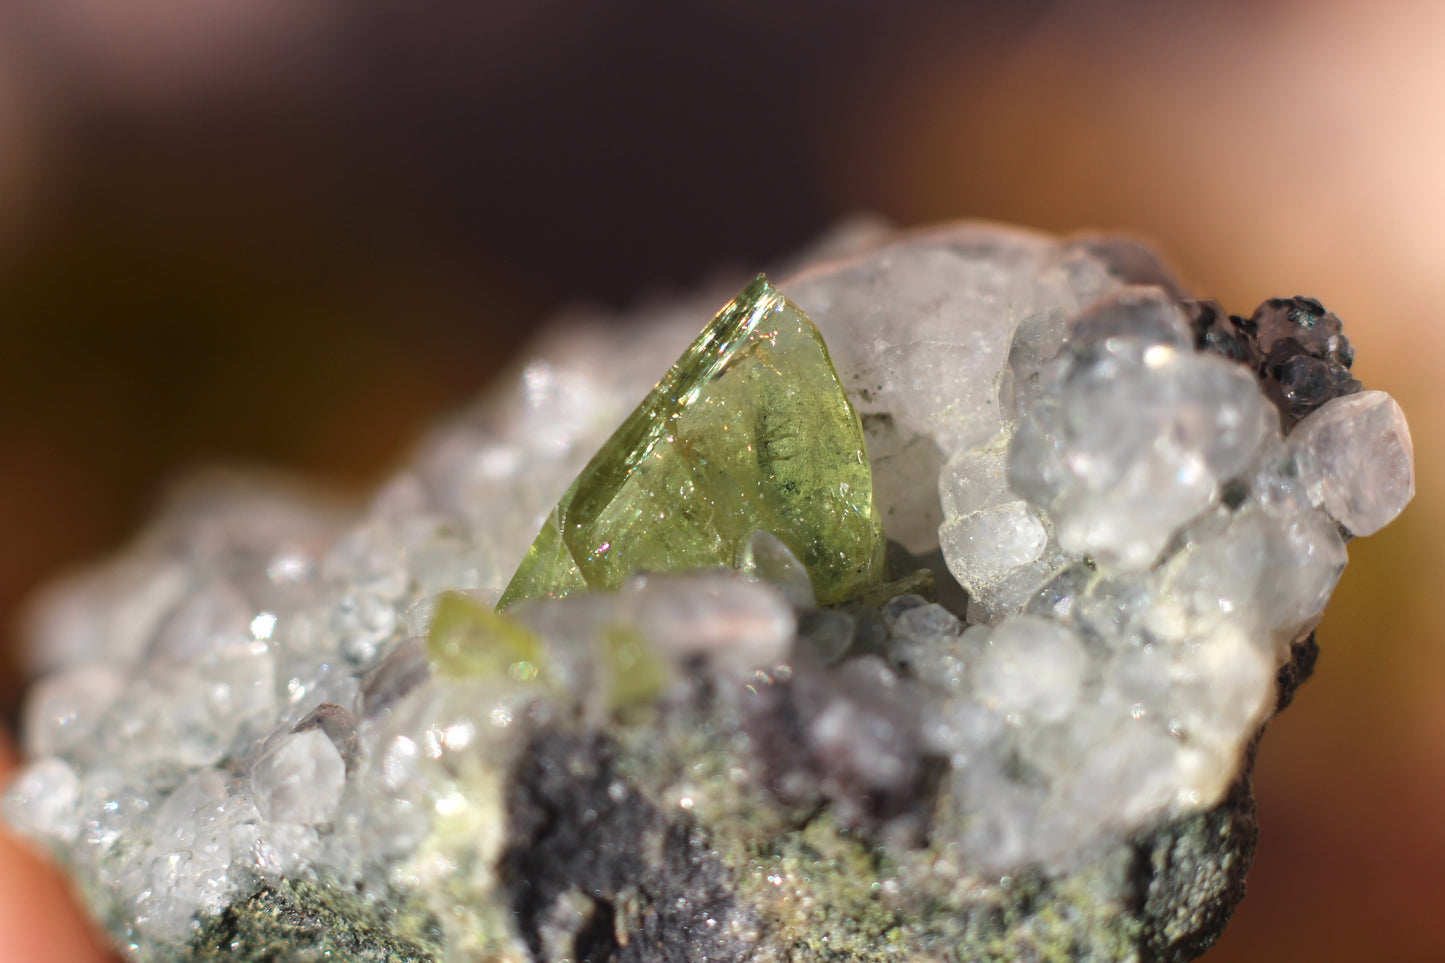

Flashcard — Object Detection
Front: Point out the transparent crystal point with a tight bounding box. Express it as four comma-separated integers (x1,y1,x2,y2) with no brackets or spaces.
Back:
1290,389,1414,536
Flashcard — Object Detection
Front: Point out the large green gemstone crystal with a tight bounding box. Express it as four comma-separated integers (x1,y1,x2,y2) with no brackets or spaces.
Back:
498,275,886,609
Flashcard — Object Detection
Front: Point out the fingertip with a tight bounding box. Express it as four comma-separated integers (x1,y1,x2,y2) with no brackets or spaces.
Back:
0,729,121,963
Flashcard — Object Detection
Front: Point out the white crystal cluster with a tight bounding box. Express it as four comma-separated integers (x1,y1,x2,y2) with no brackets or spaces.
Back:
1,224,1414,954
792,226,1412,868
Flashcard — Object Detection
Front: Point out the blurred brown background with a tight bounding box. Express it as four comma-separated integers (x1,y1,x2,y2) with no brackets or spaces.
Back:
0,0,1439,959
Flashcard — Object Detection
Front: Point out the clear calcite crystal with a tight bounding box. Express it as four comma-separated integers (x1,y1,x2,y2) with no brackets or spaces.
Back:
1,223,1415,963
1289,389,1414,536
1007,289,1274,570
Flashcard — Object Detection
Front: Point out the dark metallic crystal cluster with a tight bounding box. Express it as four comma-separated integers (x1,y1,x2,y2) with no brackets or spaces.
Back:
1188,296,1362,427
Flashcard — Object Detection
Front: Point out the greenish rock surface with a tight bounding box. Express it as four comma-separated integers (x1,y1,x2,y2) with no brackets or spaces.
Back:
498,275,886,610
189,879,440,963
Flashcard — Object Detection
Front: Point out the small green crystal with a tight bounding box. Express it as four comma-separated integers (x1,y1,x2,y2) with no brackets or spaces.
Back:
427,592,546,683
498,275,885,609
603,626,670,713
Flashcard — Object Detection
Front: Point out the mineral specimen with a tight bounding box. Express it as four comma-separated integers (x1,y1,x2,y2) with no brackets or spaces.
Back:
2,223,1414,962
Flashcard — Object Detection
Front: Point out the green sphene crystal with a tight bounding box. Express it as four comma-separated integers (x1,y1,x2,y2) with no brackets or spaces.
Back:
603,625,670,713
427,592,546,683
498,275,886,609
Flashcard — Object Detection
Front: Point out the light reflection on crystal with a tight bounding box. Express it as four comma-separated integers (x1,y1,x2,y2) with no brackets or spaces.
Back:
249,611,277,640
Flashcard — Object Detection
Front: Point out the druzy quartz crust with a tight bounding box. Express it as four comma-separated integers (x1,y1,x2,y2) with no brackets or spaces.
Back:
2,223,1414,962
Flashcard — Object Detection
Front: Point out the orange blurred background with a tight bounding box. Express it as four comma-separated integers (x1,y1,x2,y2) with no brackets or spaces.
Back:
0,1,1440,960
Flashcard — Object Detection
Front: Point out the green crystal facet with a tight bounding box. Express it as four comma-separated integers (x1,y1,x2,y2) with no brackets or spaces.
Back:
498,275,886,609
427,592,546,683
